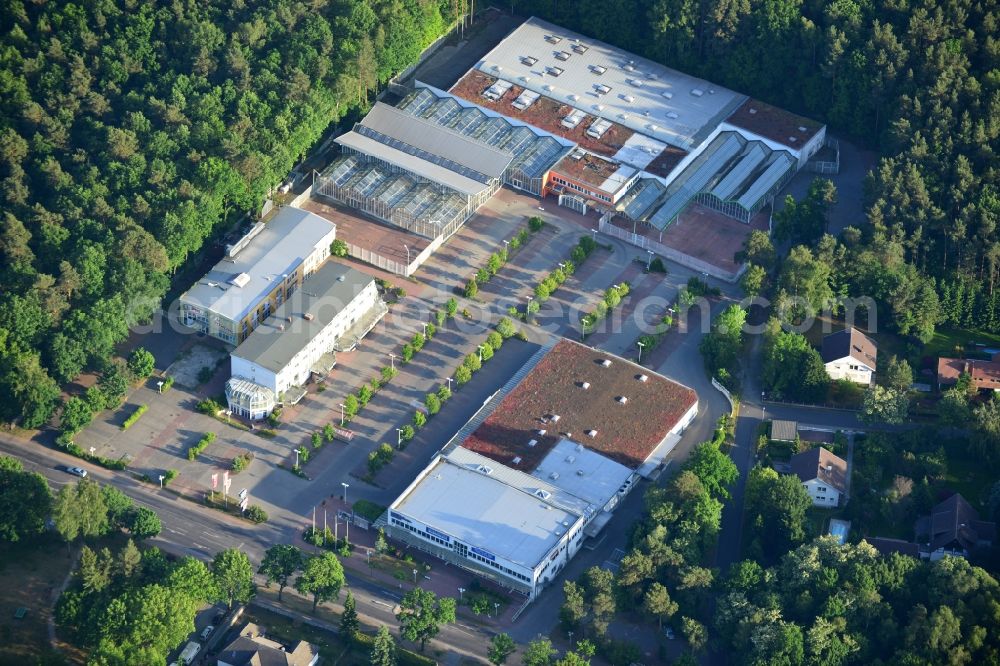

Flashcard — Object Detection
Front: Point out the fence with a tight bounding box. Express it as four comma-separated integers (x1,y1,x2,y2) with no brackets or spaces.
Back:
598,217,746,283
806,138,840,175
712,377,736,414
345,241,409,276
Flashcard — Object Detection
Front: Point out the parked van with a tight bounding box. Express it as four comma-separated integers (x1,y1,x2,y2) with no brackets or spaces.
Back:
179,641,200,665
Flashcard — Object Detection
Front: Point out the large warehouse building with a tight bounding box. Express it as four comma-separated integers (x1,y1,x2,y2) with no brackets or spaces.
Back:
178,208,336,345
387,339,697,598
225,262,386,419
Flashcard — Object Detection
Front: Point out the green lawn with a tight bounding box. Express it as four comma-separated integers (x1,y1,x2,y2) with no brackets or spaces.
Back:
941,455,994,509
922,327,1000,360
352,499,386,522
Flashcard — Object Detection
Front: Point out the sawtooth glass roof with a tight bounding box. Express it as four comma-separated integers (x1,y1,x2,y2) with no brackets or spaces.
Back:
399,86,569,179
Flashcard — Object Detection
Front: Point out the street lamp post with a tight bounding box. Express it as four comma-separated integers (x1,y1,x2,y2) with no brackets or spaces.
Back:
761,390,766,420
591,228,598,242
421,322,428,337
403,244,411,266
502,239,509,252
494,602,500,618
396,428,404,449
341,482,349,503
389,353,396,371
158,474,165,489
338,403,345,426
413,568,418,583
226,409,232,425
157,380,164,393
478,344,485,363
637,340,645,364
89,447,96,456
295,448,300,467
646,250,654,270
458,587,465,601
446,377,453,392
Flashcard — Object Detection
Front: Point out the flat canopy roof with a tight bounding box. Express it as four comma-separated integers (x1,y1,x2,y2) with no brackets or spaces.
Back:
475,17,747,150
181,208,335,322
531,439,633,510
231,262,375,372
335,131,491,197
462,339,697,470
392,456,578,569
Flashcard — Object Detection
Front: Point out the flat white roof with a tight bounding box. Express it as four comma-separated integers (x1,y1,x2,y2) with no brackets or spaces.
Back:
180,208,335,322
392,456,579,569
477,17,747,150
532,439,633,510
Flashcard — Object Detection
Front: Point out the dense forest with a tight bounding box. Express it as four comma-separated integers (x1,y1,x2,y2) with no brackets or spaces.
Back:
527,0,1000,341
0,0,457,428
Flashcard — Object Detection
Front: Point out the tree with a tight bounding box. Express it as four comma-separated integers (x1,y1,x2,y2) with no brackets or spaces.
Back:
736,230,776,271
413,410,426,428
375,528,389,553
79,545,112,592
455,365,472,385
340,591,360,637
861,385,908,425
741,263,768,297
331,239,349,257
488,632,517,664
464,353,482,372
746,467,813,559
128,506,162,540
496,317,516,338
685,441,738,499
53,479,109,546
119,539,142,578
446,298,458,317
127,347,155,379
396,588,456,652
344,394,359,418
258,545,303,601
60,396,93,435
425,393,440,415
295,552,345,612
560,580,587,630
643,582,678,630
370,625,397,666
938,385,971,427
883,355,913,392
487,331,503,350
0,463,51,542
464,278,478,298
102,485,135,530
522,636,557,666
762,320,829,402
680,616,708,652
212,548,255,609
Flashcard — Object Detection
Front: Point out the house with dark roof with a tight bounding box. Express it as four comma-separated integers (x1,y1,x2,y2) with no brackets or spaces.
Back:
789,446,848,507
915,493,996,561
936,356,1000,392
866,536,921,558
821,327,877,385
217,623,319,666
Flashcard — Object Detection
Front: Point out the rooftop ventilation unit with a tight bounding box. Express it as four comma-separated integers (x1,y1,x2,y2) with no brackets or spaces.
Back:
648,124,658,132
226,222,266,258
562,521,570,527
798,126,808,132
661,91,674,100
535,489,551,500
230,272,251,288
748,107,758,114
576,443,584,452
522,56,538,66
565,455,576,463
638,374,649,382
550,472,560,480
572,44,589,54
551,414,561,423
536,429,547,436
691,88,705,97
591,65,607,75
576,469,586,476
564,432,572,439
555,529,563,536
580,381,591,389
600,359,612,367
528,439,538,447
666,111,679,119
303,312,315,321
555,51,571,61
595,84,611,95
586,429,598,437
617,396,628,404
630,79,644,88
545,34,562,44
788,136,798,142
477,464,493,475
512,456,522,465
709,88,716,94
622,63,635,72
547,66,564,77
826,464,834,472
623,94,635,103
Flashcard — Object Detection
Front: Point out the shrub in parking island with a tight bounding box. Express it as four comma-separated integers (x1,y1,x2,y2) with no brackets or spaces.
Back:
368,443,395,475
411,332,426,352
127,347,156,380
446,298,458,317
496,317,517,339
425,394,440,415
437,385,452,402
187,432,216,461
296,446,310,464
464,353,481,373
455,365,472,386
487,253,502,276
382,366,398,383
425,322,436,340
413,410,427,428
464,278,478,299
401,343,414,363
435,309,447,327
231,451,254,473
343,394,359,420
401,425,415,442
121,404,148,430
358,384,373,407
480,343,494,362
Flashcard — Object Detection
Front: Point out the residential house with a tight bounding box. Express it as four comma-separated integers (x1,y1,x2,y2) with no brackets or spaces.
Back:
789,446,847,507
770,419,797,442
821,327,877,385
866,537,921,558
217,623,319,666
915,493,997,561
937,356,1000,392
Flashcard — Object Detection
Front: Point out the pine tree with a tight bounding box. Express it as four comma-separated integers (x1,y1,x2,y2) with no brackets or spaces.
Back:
370,625,397,666
340,591,359,638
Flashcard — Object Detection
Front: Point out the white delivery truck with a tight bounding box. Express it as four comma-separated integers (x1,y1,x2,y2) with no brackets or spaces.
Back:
178,641,201,665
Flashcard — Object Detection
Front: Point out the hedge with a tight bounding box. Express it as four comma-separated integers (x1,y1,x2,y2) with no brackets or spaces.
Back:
187,432,216,461
121,404,148,430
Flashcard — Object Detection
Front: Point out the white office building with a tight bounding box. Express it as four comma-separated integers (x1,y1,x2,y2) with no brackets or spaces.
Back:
225,262,385,419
